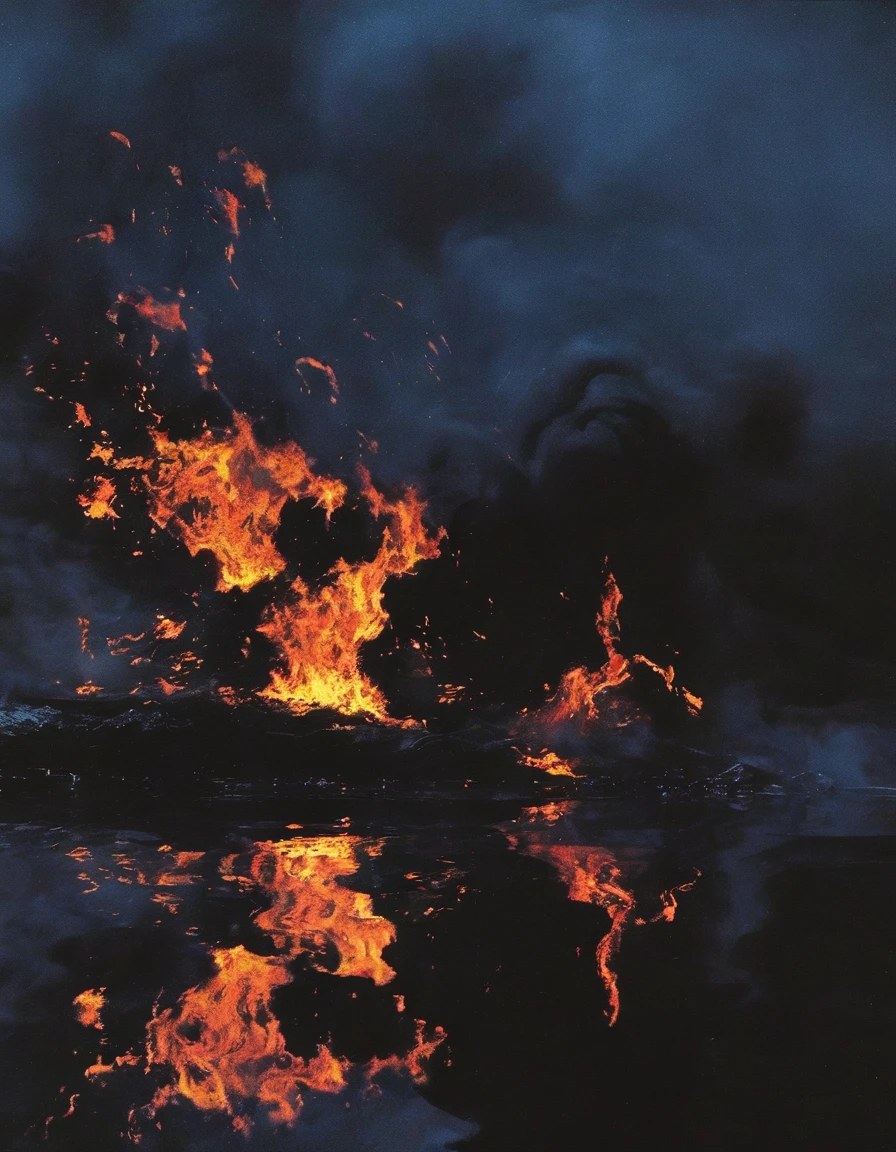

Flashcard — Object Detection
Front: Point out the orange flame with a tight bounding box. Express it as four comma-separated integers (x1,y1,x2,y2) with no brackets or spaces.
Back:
218,147,272,209
517,571,702,771
75,681,104,695
295,356,339,403
73,988,105,1031
109,131,130,148
212,188,240,236
146,945,349,1129
78,475,119,519
126,412,346,592
109,289,186,332
509,838,634,1026
81,223,114,244
153,616,186,641
515,748,581,777
505,812,699,1025
73,402,91,427
258,469,443,719
248,837,396,985
142,836,443,1133
536,573,632,729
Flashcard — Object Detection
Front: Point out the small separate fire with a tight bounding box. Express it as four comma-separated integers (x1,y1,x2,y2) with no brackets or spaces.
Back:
514,571,703,774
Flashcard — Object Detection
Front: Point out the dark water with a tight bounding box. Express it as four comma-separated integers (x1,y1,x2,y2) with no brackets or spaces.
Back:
2,722,896,1151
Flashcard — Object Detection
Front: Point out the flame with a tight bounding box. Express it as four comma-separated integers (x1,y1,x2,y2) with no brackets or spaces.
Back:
505,812,699,1025
295,356,339,403
75,681,104,695
515,748,581,777
212,188,240,236
125,412,346,593
109,130,130,148
142,836,443,1134
517,571,702,771
78,475,119,519
248,837,396,985
536,573,632,729
218,146,271,209
168,165,183,185
81,223,114,244
147,945,349,1129
73,988,105,1031
153,616,186,641
193,347,213,378
258,468,443,720
73,401,91,427
109,289,186,332
515,841,633,1025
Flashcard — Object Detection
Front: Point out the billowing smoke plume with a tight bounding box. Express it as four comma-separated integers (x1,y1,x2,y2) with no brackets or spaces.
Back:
1,0,895,709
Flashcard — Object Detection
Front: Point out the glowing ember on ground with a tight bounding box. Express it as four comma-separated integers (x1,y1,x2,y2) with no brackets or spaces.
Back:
258,468,443,720
514,748,581,777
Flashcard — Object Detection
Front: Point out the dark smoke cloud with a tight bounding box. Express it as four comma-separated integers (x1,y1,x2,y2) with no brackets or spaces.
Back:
1,0,894,705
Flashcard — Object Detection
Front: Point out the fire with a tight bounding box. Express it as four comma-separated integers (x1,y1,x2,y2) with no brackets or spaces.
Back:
218,146,272,209
142,835,443,1134
514,840,633,1025
109,130,130,148
125,412,346,593
147,945,349,1129
295,356,339,403
108,289,186,333
153,616,186,641
505,812,699,1025
516,570,702,771
212,188,240,236
75,681,103,695
73,401,91,427
81,223,114,244
535,573,634,730
73,988,105,1031
258,468,443,720
193,347,213,378
515,748,581,777
247,837,396,985
78,475,118,519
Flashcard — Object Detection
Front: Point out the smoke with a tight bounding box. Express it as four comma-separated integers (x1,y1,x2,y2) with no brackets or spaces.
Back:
1,0,894,704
